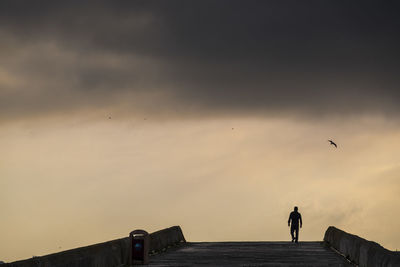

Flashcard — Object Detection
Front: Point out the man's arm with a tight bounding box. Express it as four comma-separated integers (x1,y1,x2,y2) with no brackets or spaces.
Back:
300,214,302,228
288,213,291,226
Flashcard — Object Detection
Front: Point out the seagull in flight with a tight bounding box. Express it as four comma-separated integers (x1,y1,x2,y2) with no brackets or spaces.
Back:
328,140,337,148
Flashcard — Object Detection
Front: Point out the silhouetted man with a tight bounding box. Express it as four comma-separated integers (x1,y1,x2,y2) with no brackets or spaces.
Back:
288,206,302,243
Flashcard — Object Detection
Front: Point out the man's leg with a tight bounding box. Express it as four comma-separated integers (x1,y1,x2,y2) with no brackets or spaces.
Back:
290,226,295,242
294,226,299,243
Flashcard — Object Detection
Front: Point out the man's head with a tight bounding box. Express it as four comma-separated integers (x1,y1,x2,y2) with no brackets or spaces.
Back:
294,206,298,212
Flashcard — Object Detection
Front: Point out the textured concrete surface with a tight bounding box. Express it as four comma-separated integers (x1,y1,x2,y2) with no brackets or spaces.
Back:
5,226,185,267
5,237,130,267
149,241,352,266
150,226,186,254
324,226,400,267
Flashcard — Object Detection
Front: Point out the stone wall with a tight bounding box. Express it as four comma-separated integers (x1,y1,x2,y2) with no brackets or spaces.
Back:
5,226,185,267
324,226,400,267
149,225,186,254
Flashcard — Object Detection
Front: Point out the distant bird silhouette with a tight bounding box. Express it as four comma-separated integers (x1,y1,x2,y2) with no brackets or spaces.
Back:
328,140,337,148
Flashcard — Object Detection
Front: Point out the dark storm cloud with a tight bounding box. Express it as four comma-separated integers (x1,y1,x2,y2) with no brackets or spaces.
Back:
1,0,400,121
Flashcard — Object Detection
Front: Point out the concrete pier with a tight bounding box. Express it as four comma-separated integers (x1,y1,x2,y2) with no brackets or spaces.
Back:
5,226,400,266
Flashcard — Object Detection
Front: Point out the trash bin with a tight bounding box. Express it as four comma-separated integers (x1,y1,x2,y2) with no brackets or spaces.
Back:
129,230,150,265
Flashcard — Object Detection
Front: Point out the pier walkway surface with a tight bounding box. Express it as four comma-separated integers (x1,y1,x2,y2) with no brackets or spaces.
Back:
149,241,352,266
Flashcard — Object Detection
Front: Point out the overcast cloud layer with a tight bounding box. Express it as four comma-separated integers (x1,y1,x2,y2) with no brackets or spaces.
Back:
1,1,400,121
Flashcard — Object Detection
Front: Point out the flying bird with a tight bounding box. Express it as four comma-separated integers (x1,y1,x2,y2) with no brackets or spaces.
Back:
328,140,337,148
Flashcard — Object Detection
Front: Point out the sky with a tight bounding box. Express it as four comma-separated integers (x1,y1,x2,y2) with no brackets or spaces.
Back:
1,0,400,262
